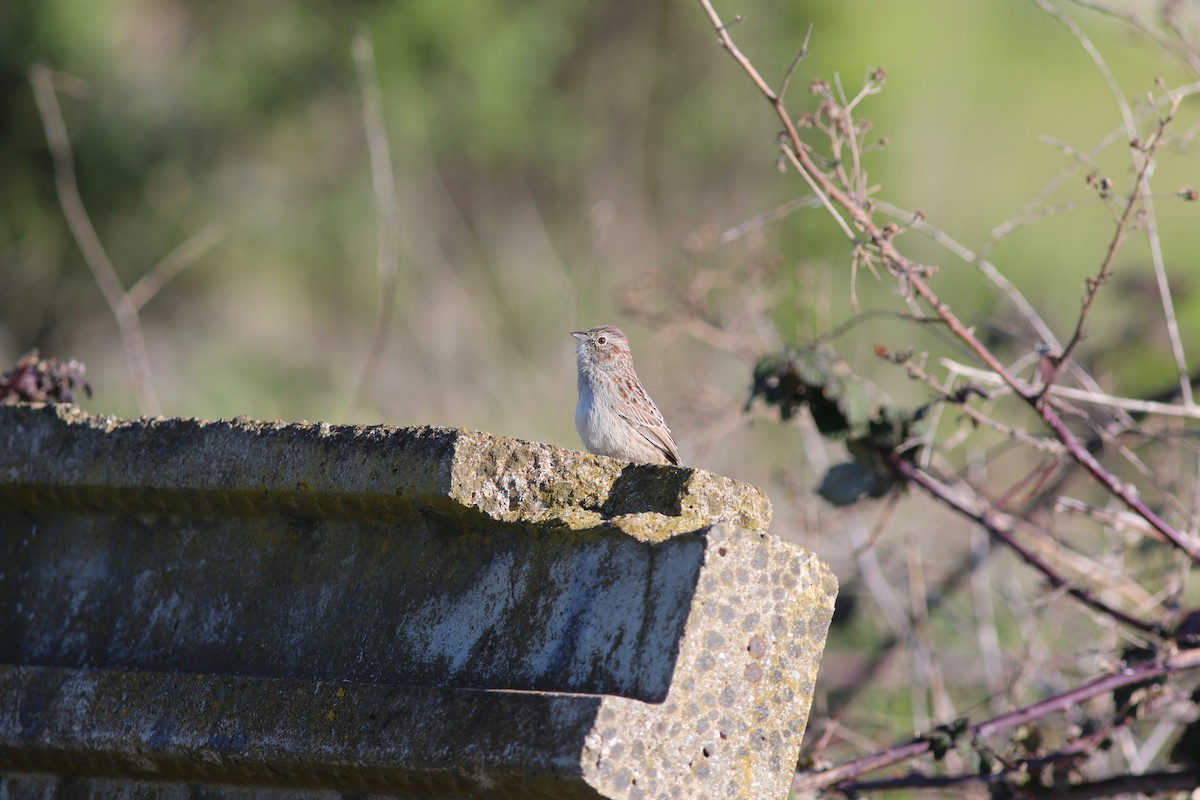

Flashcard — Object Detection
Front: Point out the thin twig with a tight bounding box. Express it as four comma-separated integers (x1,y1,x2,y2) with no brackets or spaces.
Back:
718,196,819,244
350,26,400,410
1057,103,1178,369
875,198,1136,437
873,200,1061,351
780,145,856,241
813,521,1001,720
30,64,159,414
889,453,1167,638
1055,496,1167,542
1068,0,1200,75
1040,401,1200,558
897,222,1197,553
792,646,1200,793
940,355,1200,419
1164,4,1200,73
128,224,225,311
942,358,1200,420
1033,0,1136,140
969,527,1007,706
988,80,1200,248
901,356,1065,455
777,23,813,100
697,2,779,102
838,766,1200,798
907,542,959,728
988,195,1107,240
699,0,1199,558
1140,155,1194,409
1024,768,1200,800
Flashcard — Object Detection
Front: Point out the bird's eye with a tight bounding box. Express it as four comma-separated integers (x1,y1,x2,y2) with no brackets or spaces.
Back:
597,336,607,344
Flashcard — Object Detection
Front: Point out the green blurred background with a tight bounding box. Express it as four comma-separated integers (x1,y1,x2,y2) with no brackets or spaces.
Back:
5,0,1200,564
5,0,1200,772
5,2,1200,557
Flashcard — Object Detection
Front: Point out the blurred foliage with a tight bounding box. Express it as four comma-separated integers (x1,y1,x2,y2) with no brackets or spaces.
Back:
4,0,1198,425
6,0,1200,788
0,349,90,404
749,344,927,504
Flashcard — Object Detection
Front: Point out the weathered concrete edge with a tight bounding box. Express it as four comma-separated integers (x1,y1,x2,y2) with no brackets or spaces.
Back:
0,663,606,798
0,403,771,540
0,523,838,800
579,524,839,800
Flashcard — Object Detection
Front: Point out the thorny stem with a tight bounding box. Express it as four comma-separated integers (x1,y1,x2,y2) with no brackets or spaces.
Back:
1035,401,1200,559
1057,103,1179,370
839,766,1200,797
899,356,1065,455
841,695,1178,793
791,646,1200,793
697,0,1030,387
887,453,1167,638
696,0,1200,563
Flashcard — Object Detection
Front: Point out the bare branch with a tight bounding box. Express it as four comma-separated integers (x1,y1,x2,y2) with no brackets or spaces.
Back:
1033,0,1136,140
697,0,1198,559
718,196,820,244
1056,101,1179,373
874,200,1061,350
350,25,401,410
696,4,778,101
792,646,1200,793
128,224,225,311
889,453,1167,638
943,358,1200,420
777,23,813,100
780,145,856,241
29,64,159,414
1068,0,1200,75
838,766,1200,798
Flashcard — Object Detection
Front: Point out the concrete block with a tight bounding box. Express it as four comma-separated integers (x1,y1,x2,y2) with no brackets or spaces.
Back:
0,403,836,798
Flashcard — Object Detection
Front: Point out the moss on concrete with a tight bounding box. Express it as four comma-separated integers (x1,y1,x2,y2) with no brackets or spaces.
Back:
0,404,770,542
0,403,830,800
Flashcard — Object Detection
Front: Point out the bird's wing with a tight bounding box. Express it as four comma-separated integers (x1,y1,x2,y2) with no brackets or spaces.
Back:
640,420,681,465
619,384,681,465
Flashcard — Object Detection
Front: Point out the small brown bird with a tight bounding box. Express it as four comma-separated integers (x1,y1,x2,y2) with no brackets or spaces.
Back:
571,325,680,465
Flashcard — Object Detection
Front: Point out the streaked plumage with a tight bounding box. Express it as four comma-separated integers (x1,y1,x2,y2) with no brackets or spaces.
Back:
572,325,680,465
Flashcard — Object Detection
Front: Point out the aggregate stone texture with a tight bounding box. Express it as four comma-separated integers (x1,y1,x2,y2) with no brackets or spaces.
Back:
0,403,837,799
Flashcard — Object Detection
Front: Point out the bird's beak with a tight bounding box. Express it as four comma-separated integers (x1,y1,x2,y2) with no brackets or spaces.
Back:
570,331,586,341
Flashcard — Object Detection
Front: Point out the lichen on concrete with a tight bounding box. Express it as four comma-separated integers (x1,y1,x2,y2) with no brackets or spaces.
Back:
0,404,771,541
580,524,837,799
0,403,834,799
